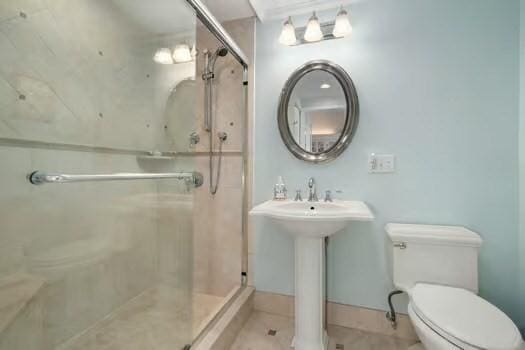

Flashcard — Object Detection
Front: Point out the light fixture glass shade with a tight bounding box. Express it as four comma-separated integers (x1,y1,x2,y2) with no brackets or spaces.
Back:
304,12,323,42
333,7,352,38
153,48,174,64
279,17,297,46
173,44,193,63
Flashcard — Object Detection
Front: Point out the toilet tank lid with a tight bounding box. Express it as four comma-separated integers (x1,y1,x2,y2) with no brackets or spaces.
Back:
385,223,482,247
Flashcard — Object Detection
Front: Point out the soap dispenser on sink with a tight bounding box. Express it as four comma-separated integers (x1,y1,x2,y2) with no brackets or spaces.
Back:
273,176,287,200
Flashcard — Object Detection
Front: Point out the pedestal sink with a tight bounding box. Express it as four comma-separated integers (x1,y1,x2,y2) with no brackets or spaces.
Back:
250,200,374,350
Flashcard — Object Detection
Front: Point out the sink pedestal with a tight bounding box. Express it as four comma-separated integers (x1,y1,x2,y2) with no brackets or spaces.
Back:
293,236,328,350
249,200,374,350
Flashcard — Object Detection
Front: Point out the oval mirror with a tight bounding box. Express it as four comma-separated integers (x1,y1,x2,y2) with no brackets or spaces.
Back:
278,60,359,163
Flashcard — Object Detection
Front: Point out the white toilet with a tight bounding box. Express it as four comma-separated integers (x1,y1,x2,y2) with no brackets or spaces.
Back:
386,223,524,350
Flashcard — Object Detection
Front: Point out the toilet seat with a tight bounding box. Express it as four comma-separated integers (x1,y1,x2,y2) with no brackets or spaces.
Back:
410,283,523,350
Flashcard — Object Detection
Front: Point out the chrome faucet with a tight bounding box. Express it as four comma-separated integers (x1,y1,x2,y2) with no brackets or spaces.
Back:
308,177,318,202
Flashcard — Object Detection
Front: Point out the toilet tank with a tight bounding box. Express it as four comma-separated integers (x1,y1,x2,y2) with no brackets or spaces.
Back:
385,223,483,293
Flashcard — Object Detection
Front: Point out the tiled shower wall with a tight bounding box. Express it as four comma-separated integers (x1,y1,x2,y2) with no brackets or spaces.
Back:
191,17,255,297
0,0,195,151
0,0,197,348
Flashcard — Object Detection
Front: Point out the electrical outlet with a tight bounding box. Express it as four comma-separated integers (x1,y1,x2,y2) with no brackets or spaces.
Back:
368,153,395,173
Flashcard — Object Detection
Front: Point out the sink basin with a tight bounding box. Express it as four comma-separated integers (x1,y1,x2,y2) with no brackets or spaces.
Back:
250,199,374,350
250,200,373,238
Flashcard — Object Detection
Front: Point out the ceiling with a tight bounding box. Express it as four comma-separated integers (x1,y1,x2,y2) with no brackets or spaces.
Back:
203,0,358,23
202,0,256,22
110,0,256,35
248,0,354,22
108,0,353,36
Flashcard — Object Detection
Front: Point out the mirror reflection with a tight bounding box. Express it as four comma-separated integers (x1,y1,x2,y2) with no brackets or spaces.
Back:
287,70,346,154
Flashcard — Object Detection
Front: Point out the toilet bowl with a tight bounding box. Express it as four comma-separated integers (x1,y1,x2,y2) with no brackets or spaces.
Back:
407,284,523,350
385,223,524,350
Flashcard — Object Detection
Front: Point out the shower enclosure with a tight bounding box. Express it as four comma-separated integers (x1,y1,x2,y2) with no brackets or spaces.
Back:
0,0,249,349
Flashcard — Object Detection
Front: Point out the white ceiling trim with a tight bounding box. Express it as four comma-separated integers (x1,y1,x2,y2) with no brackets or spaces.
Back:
202,0,256,23
249,0,354,22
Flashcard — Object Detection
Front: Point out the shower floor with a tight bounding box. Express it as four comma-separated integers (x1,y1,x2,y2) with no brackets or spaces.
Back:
58,284,228,350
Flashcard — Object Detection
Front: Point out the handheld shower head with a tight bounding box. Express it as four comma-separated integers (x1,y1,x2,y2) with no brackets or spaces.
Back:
215,47,228,57
207,46,229,73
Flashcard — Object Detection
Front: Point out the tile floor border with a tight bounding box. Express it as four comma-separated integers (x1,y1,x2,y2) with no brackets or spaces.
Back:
254,290,418,341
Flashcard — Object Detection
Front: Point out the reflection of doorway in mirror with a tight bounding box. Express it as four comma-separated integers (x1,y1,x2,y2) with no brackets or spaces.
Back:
289,104,301,142
289,102,312,151
303,119,312,151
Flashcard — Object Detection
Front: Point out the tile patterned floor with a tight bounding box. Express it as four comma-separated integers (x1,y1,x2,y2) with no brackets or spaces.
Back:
230,311,418,350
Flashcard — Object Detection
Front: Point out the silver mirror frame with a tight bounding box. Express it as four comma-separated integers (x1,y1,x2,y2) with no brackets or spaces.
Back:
278,60,359,163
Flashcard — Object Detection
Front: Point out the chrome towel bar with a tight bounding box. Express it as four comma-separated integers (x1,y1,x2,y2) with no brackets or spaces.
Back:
28,171,204,188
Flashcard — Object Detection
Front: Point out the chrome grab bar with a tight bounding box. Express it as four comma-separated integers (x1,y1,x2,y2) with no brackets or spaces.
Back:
28,171,204,188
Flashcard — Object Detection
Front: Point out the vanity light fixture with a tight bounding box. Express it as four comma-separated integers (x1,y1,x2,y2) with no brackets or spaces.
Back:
279,16,297,46
333,7,352,38
304,12,323,42
153,48,174,65
279,6,353,46
172,44,193,63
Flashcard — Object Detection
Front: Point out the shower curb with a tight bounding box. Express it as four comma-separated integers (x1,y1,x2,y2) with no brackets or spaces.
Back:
192,286,254,350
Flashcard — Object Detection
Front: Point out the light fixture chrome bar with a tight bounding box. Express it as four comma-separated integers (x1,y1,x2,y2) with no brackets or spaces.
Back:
185,0,249,67
294,21,337,46
28,171,204,187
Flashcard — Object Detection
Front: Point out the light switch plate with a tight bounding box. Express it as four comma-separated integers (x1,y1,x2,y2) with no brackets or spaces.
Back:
368,153,395,173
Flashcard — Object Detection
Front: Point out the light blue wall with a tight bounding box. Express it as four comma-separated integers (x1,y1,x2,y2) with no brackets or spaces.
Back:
253,0,522,322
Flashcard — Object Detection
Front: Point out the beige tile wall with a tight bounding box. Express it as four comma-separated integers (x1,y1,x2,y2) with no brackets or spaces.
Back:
191,17,255,297
0,145,196,349
0,2,255,349
0,0,195,152
0,0,198,348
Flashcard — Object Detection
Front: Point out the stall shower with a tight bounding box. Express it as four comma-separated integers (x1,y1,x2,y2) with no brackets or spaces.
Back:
0,0,250,349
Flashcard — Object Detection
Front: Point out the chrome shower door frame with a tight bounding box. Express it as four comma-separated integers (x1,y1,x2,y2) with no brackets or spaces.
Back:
184,0,250,286
184,0,252,345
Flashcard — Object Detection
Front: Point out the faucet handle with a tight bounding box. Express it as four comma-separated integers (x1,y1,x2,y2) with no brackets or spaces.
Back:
294,189,303,202
324,190,333,202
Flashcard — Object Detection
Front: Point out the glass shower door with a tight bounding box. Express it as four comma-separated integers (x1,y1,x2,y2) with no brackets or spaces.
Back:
0,0,199,349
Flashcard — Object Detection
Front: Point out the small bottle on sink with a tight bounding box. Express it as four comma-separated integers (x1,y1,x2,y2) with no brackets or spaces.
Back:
273,176,287,200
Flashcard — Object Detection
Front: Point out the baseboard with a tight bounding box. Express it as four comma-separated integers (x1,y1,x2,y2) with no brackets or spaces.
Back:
192,286,255,350
254,290,418,341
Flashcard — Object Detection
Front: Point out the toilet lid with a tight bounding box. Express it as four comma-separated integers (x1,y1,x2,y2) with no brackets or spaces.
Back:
411,283,522,350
